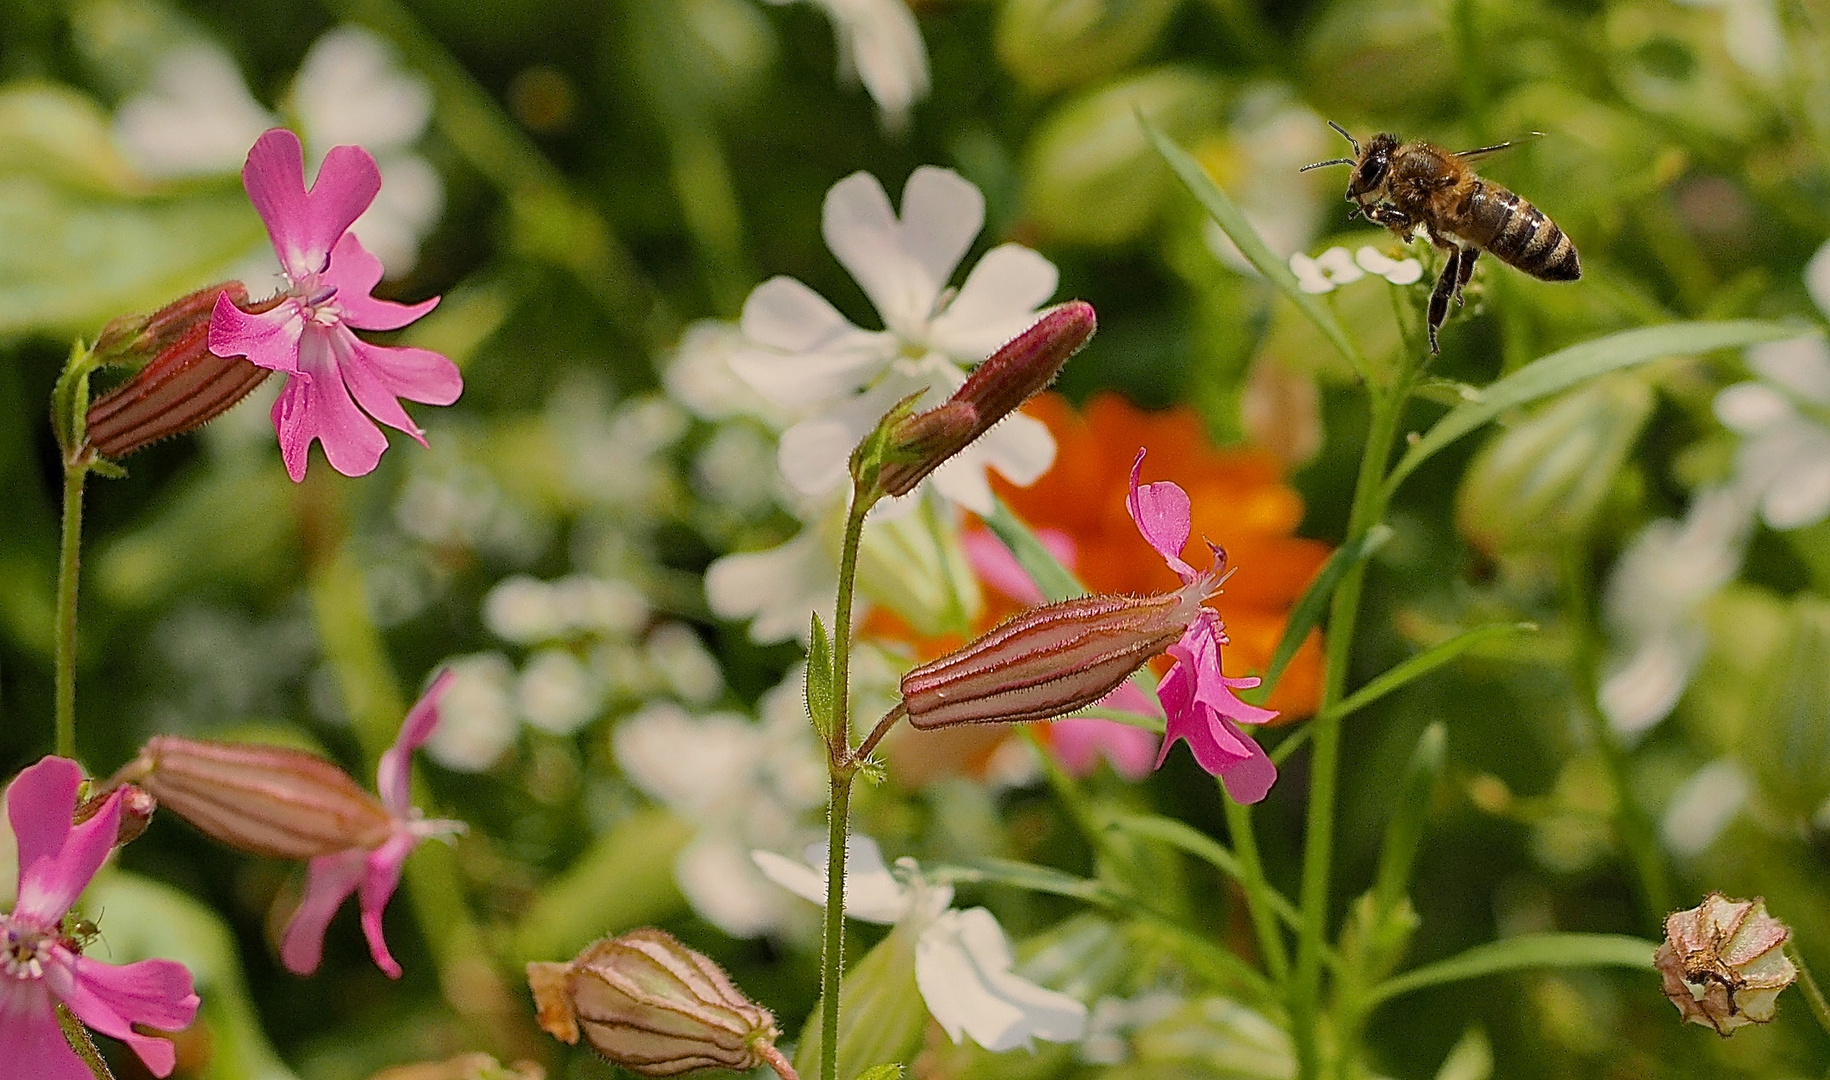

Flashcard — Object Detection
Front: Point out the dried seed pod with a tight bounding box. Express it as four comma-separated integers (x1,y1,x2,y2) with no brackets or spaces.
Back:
528,928,790,1078
1654,893,1797,1034
107,736,394,860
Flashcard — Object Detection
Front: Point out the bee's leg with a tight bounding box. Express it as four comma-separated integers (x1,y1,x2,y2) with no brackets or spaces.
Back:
1427,248,1461,354
1454,247,1479,308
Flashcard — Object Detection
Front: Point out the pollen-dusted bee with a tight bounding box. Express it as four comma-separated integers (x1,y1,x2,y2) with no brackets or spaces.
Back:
1302,122,1580,353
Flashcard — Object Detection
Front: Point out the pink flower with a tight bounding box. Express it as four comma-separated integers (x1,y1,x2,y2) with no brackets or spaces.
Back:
209,128,460,482
281,670,463,978
0,758,199,1079
1127,452,1279,803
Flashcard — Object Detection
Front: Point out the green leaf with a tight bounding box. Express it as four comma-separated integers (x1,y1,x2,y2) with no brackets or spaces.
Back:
1370,723,1446,919
984,494,1085,602
808,611,836,741
794,923,928,1080
1384,321,1814,495
1434,1028,1493,1080
1365,933,1658,1008
50,339,96,458
934,858,1118,906
854,1064,904,1080
1255,524,1392,701
1105,812,1301,928
1325,622,1537,722
1143,116,1367,375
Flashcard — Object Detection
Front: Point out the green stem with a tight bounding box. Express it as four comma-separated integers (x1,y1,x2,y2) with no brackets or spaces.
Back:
1789,944,1830,1039
57,1005,115,1080
1292,376,1409,1079
1225,798,1289,983
830,485,872,761
820,774,853,1080
1559,542,1671,927
54,459,86,760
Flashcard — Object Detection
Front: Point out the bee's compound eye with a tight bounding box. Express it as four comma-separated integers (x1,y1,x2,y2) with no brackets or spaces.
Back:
1359,156,1388,187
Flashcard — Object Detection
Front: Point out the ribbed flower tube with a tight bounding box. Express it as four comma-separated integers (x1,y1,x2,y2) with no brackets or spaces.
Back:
900,584,1202,729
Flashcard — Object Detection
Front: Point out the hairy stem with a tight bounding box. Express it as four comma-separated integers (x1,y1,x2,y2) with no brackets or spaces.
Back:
1788,943,1830,1039
57,1005,116,1080
819,774,853,1080
853,702,908,765
54,460,86,760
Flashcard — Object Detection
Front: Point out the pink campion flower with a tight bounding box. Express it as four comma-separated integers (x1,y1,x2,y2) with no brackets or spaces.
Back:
209,127,460,482
282,670,464,978
1,757,199,1079
1127,452,1280,803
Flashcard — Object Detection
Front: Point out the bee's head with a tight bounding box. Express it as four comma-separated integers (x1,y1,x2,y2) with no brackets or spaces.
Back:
1346,133,1400,200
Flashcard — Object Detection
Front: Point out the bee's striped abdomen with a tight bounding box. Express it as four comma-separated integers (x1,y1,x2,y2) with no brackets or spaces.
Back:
1465,181,1580,281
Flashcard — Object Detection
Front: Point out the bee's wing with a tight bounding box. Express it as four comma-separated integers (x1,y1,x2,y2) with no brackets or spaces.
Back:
1456,133,1546,160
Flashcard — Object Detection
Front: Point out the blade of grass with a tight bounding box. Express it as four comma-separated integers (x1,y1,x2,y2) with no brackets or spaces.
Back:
1364,933,1657,1009
1252,525,1392,704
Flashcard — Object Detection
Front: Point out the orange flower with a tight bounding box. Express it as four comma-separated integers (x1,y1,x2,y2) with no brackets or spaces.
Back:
986,391,1328,721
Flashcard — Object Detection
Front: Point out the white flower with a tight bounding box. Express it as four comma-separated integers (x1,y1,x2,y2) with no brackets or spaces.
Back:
484,574,650,644
425,653,519,772
516,648,604,735
1353,245,1424,285
728,167,1059,514
665,320,792,425
1599,488,1752,738
1289,247,1364,293
645,622,725,705
114,26,441,276
761,0,930,132
705,528,838,645
1202,91,1332,276
1715,336,1830,531
1661,759,1749,858
614,679,826,938
754,835,1089,1052
1671,0,1787,77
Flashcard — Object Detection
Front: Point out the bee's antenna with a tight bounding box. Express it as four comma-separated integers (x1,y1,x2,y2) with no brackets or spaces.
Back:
1327,120,1360,155
1300,157,1355,172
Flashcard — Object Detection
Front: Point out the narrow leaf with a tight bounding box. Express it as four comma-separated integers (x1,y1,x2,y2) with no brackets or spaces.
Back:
934,859,1116,906
855,1065,903,1080
807,613,835,741
983,495,1085,602
1143,117,1367,375
1385,321,1814,494
1256,525,1393,700
1370,723,1445,918
1106,812,1300,928
1324,622,1536,722
1365,933,1658,1008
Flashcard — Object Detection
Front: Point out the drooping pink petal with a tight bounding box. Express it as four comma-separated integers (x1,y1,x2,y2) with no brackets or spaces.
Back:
281,849,367,975
53,956,199,1077
357,833,416,978
271,335,389,481
10,761,121,926
242,129,380,281
963,527,1077,606
0,979,93,1080
7,758,83,897
1175,617,1278,727
1216,732,1277,804
207,291,304,374
1127,451,1197,581
379,669,453,814
1049,717,1159,780
1153,623,1278,802
319,234,438,331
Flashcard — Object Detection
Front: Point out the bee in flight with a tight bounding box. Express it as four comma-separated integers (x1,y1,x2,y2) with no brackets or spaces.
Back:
1301,122,1580,353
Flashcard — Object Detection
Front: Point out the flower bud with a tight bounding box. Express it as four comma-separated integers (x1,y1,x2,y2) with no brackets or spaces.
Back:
1655,893,1796,1035
107,736,393,860
85,285,274,460
74,782,156,848
880,302,1097,499
1455,375,1653,556
900,588,1196,729
528,928,788,1078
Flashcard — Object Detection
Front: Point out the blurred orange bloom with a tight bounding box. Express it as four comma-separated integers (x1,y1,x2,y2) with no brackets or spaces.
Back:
987,391,1329,721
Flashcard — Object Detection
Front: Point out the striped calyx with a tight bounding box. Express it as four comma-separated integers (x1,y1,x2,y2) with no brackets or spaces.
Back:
106,736,393,860
528,928,781,1076
900,586,1201,729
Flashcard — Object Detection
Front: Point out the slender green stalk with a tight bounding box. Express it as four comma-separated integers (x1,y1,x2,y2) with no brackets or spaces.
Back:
58,1005,115,1080
1224,798,1289,983
1292,376,1409,1079
819,774,853,1080
1790,944,1830,1039
1559,542,1672,927
830,486,872,761
54,460,86,760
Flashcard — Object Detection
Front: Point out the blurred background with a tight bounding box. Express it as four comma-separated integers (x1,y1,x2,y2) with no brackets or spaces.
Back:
1,0,1828,1077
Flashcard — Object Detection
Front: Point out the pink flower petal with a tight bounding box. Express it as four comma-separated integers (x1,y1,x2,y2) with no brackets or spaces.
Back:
9,759,120,925
963,528,1076,605
379,669,453,814
321,234,438,331
1216,730,1277,804
282,849,367,975
342,335,463,415
242,129,380,281
357,834,416,979
271,339,389,481
0,979,94,1080
1049,717,1159,780
207,291,304,374
1126,451,1197,581
55,956,198,1077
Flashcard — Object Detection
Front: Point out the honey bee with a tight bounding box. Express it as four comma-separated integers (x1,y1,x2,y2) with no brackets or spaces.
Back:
1302,122,1580,353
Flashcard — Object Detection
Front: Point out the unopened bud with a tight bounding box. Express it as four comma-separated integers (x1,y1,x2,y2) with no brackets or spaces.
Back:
1655,893,1797,1035
900,588,1194,729
880,301,1096,498
74,782,156,848
528,928,794,1079
107,736,393,860
85,284,274,460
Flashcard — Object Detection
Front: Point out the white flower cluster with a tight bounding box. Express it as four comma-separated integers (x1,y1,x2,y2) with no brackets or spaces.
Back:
1288,246,1423,294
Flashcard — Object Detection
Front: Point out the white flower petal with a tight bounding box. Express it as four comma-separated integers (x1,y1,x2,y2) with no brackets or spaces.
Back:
779,415,864,497
1661,759,1748,858
1807,239,1830,320
705,530,836,645
1713,382,1793,431
893,167,986,313
291,26,432,151
1747,336,1830,404
928,245,1060,360
615,703,758,816
977,410,1057,488
1314,246,1364,284
838,0,931,131
1600,631,1704,737
914,908,1089,1051
516,649,603,734
1759,439,1830,530
752,835,911,923
114,43,276,178
1289,253,1333,294
823,170,940,335
667,319,790,423
425,653,518,772
1381,259,1424,285
734,277,892,407
678,835,793,939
